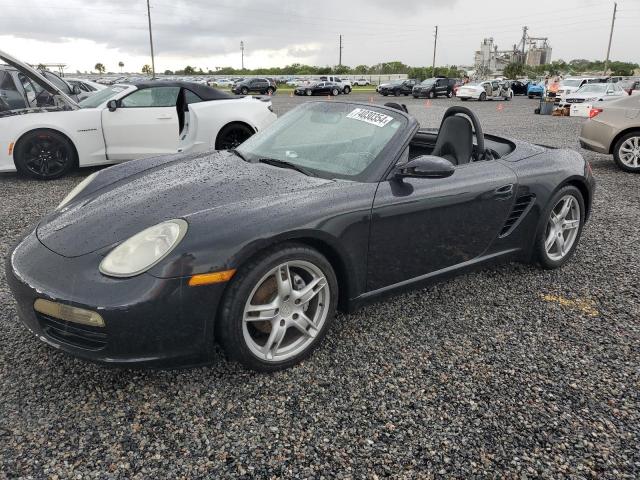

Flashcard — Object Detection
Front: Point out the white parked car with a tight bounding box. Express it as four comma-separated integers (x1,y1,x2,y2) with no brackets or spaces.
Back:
0,50,277,179
556,77,601,104
456,80,512,101
353,78,370,86
65,78,107,97
563,82,627,106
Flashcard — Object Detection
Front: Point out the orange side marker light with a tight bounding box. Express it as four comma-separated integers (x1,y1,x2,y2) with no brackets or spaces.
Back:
8,142,14,156
188,269,236,287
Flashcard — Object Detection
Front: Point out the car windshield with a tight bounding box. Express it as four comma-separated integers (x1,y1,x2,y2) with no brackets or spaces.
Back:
577,84,608,94
420,79,435,85
562,79,582,87
79,86,127,108
390,80,404,85
236,102,405,180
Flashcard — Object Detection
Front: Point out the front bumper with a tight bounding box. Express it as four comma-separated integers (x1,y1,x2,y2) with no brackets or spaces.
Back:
6,229,227,367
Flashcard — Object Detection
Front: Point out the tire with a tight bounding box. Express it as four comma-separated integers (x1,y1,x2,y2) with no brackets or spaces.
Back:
241,87,249,95
534,185,585,269
413,95,419,99
14,129,77,180
217,243,339,371
460,98,468,101
266,87,275,95
215,122,255,150
447,90,453,98
306,89,312,96
332,88,339,96
479,92,487,101
382,92,388,97
343,86,351,94
394,89,401,97
612,131,640,173
428,90,435,99
528,95,534,99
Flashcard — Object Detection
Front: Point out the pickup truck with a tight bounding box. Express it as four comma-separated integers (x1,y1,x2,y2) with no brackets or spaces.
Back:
319,76,352,94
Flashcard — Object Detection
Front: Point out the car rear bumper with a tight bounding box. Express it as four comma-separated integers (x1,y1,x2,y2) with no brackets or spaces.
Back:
579,119,615,154
6,229,227,367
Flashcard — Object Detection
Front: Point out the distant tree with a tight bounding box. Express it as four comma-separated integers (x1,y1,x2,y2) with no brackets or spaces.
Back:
118,61,124,73
504,62,525,79
94,63,106,74
333,64,350,75
183,65,196,74
36,63,47,71
164,69,174,75
353,64,369,74
141,64,152,74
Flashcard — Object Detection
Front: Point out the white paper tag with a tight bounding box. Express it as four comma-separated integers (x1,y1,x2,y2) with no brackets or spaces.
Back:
346,108,394,127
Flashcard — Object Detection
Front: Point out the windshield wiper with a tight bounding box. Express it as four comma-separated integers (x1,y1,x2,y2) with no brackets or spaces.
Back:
257,158,315,177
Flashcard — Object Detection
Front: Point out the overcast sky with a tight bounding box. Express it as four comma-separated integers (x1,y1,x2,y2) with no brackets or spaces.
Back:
1,0,638,73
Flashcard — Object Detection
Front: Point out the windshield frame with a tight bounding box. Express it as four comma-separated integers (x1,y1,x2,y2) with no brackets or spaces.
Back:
236,101,415,183
78,84,132,108
576,83,608,94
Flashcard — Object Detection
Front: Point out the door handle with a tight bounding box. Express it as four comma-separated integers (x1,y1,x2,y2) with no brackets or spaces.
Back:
156,114,173,120
493,184,514,198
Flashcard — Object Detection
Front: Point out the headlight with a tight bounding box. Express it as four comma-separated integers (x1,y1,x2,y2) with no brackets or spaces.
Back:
57,171,99,209
99,219,188,278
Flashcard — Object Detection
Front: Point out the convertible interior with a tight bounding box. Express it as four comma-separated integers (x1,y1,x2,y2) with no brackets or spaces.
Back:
384,102,515,165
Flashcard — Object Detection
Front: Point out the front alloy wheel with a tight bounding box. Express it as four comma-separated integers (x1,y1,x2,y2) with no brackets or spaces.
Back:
218,244,338,371
536,186,585,269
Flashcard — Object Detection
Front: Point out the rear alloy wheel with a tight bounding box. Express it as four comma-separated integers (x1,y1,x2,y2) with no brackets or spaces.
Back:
535,186,585,269
332,88,339,96
241,87,249,95
306,89,312,96
14,129,77,180
215,123,255,150
394,89,401,97
447,90,453,98
266,87,275,95
218,244,338,371
613,132,640,173
343,86,351,94
428,91,435,99
479,92,487,101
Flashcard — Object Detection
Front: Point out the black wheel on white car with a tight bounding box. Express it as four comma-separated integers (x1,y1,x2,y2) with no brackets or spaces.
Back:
479,92,487,101
534,185,585,269
215,123,255,150
217,243,338,371
14,129,77,180
343,86,351,94
613,131,640,173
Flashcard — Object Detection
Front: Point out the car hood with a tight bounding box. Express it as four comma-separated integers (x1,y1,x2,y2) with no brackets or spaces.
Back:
36,151,333,257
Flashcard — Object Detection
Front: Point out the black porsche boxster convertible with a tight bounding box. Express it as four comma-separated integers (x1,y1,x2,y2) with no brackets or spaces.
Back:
6,102,595,371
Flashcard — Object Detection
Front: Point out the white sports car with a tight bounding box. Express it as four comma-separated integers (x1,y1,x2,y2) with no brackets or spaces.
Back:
456,80,513,102
0,50,277,179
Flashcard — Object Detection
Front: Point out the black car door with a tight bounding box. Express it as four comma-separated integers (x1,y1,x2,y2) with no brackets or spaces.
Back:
366,155,517,291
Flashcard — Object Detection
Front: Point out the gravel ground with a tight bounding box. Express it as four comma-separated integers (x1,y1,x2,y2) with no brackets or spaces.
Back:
0,95,638,479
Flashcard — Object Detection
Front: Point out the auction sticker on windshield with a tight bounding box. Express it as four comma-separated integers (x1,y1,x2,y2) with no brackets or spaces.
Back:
346,108,393,127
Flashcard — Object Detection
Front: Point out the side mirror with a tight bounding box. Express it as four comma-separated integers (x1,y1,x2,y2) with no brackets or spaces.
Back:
394,155,455,179
107,99,118,112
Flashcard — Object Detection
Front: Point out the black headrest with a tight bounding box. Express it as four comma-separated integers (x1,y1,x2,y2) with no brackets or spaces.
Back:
431,115,473,166
384,102,408,113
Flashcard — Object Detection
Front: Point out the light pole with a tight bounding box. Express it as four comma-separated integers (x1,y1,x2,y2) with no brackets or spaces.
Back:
146,0,156,78
240,41,245,70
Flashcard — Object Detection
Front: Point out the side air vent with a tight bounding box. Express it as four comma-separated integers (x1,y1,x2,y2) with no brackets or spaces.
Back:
500,194,535,237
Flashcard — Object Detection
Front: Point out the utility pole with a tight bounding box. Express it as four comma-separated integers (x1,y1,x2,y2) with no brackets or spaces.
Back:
146,0,155,78
339,35,343,66
603,2,617,75
432,26,438,72
240,41,245,70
